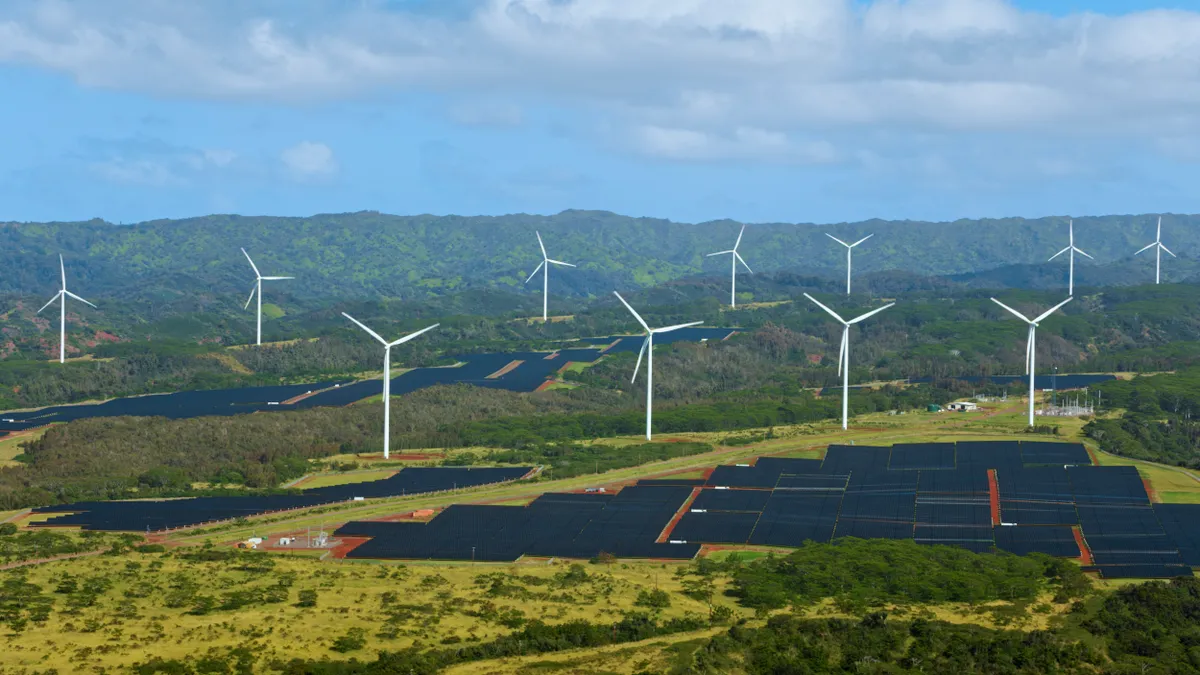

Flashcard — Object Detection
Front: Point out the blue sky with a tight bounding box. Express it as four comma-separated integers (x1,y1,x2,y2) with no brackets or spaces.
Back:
1,0,1197,225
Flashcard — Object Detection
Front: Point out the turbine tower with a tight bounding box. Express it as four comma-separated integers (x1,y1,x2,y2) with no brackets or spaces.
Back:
525,231,575,322
37,255,96,364
241,248,294,346
706,224,753,307
826,233,873,295
803,293,894,430
990,296,1073,427
1135,216,1175,285
613,292,703,440
341,313,438,460
1048,219,1092,296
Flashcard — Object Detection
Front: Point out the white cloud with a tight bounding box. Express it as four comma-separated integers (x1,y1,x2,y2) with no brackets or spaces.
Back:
3,0,1200,161
280,141,337,179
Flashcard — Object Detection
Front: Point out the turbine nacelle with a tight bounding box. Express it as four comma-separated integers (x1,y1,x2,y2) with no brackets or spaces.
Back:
525,231,575,321
706,224,753,307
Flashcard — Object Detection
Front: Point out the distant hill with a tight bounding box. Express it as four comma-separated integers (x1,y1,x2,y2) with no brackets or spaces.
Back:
0,210,1195,304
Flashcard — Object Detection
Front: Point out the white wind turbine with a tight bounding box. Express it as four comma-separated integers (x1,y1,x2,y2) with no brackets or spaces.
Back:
525,231,575,322
1048,220,1092,296
706,224,753,307
1135,216,1175,285
37,255,96,364
342,313,439,460
826,233,873,295
989,296,1073,427
613,292,703,440
241,248,294,346
803,293,894,430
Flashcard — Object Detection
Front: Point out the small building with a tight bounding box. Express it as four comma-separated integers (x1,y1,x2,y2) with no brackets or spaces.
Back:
946,401,979,413
927,404,943,412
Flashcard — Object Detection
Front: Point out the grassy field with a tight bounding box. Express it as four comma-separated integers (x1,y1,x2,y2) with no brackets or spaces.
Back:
293,469,398,489
0,427,45,467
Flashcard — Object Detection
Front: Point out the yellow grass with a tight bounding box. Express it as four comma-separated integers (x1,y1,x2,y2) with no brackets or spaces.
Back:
3,552,735,673
295,469,397,489
0,427,45,467
196,352,253,375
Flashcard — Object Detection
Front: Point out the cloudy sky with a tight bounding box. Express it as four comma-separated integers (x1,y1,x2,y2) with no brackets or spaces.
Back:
1,0,1197,224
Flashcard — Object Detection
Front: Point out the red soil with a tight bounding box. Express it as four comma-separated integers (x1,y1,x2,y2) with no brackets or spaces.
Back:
987,469,1002,526
656,487,702,543
1072,527,1093,565
330,537,369,559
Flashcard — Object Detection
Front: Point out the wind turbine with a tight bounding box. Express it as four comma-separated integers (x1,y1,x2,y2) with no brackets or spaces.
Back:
1048,220,1092,296
803,293,894,430
37,255,96,364
989,296,1073,427
613,292,703,440
706,224,753,307
241,248,293,346
826,233,873,295
341,313,438,460
525,231,575,322
1135,216,1175,285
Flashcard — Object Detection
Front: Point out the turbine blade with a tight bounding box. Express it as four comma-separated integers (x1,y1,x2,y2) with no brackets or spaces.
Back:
706,250,734,257
613,291,651,332
63,290,96,309
1135,242,1157,255
803,292,846,325
37,292,62,314
734,224,745,251
1157,216,1162,242
260,276,293,280
1161,243,1177,258
241,248,261,277
734,251,753,273
387,323,439,348
243,284,257,310
547,259,575,267
848,302,894,324
59,254,66,290
536,231,547,259
825,233,849,248
1026,326,1034,375
837,329,847,376
632,338,647,383
341,312,388,345
1033,296,1073,324
525,261,545,284
990,298,1032,324
851,234,874,247
1048,247,1069,261
1073,247,1093,260
652,321,704,334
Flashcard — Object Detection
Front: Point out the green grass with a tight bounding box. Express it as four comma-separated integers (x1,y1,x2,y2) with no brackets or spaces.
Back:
295,470,397,489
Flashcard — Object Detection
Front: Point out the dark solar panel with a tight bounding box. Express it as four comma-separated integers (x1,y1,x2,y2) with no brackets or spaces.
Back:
1156,504,1200,566
748,492,841,547
1020,441,1091,466
1096,565,1194,579
706,466,781,489
838,493,916,521
889,443,956,470
691,488,771,512
1076,505,1165,536
753,457,824,474
821,445,892,474
994,526,1080,557
955,441,1023,469
834,519,915,540
998,501,1078,526
915,499,992,526
996,467,1074,502
917,468,990,495
670,511,759,544
775,474,849,491
1068,466,1152,506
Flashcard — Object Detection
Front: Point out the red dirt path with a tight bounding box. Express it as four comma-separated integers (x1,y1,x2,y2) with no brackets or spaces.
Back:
1072,527,1093,565
987,469,1001,526
1143,478,1160,503
330,537,369,559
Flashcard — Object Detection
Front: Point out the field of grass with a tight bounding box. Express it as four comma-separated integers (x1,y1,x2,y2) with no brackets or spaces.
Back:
1,550,734,673
0,427,45,467
293,469,397,489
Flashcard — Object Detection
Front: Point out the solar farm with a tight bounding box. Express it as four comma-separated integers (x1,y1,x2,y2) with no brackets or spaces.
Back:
0,327,734,433
333,440,1200,579
27,466,533,532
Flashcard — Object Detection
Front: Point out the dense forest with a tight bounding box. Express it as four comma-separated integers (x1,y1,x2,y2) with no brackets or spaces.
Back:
1086,369,1200,468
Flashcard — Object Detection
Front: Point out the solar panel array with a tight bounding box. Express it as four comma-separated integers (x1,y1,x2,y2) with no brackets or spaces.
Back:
30,466,532,532
0,328,736,434
336,440,1200,576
